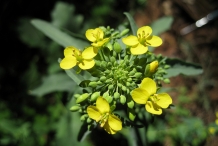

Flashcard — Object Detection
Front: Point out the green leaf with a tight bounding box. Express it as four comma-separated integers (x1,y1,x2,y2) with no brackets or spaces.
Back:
165,58,203,78
31,19,89,48
124,12,138,35
150,16,173,35
30,73,76,97
64,68,85,85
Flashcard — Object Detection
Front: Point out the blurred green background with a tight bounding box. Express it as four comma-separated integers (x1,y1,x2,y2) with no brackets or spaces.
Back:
1,0,218,146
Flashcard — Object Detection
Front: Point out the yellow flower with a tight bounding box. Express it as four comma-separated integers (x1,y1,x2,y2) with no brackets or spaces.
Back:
131,78,172,115
85,28,109,47
209,127,216,135
60,46,97,70
122,26,162,55
87,97,122,134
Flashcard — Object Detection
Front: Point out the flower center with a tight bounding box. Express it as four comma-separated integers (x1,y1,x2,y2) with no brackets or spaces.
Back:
138,31,149,45
98,113,109,127
92,30,102,42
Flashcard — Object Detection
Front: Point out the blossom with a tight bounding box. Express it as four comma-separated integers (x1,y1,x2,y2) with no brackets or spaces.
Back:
122,26,162,55
131,78,172,115
60,46,97,70
87,97,122,134
86,28,109,47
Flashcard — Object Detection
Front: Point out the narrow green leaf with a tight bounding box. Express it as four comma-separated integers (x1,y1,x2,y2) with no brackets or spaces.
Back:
124,12,138,35
165,58,203,78
31,19,89,48
150,16,173,35
29,73,76,97
65,68,84,85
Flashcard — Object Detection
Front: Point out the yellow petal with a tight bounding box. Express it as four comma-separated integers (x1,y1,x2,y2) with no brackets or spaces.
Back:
94,28,104,39
91,38,109,47
122,35,139,46
145,101,162,115
60,57,77,69
137,26,152,38
64,46,80,57
87,106,102,121
78,59,95,70
156,93,172,108
131,88,150,104
108,114,122,131
103,121,117,134
146,35,162,47
82,47,98,59
130,43,148,55
85,29,96,42
140,78,156,96
96,97,110,114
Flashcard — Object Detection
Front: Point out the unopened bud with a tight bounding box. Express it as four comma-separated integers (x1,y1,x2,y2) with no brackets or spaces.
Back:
134,72,142,78
110,56,116,63
80,114,88,121
90,92,100,102
127,99,134,109
100,76,107,82
76,93,90,104
70,105,81,112
120,29,129,36
106,42,113,51
120,95,126,104
74,94,81,99
88,81,98,88
163,78,170,84
113,42,122,53
114,92,120,99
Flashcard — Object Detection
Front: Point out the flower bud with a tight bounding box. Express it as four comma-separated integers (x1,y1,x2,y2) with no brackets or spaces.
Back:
76,93,90,104
134,72,142,78
74,94,81,99
113,42,122,53
88,81,98,88
120,95,126,104
90,92,100,102
127,99,134,109
150,61,158,73
163,78,170,84
86,118,92,123
129,68,137,76
110,56,116,63
164,65,170,69
127,108,136,121
80,114,88,121
100,61,107,68
70,105,81,112
105,95,113,103
100,76,107,82
108,84,114,90
113,92,120,99
111,31,119,37
120,29,129,36
121,85,127,91
106,42,113,51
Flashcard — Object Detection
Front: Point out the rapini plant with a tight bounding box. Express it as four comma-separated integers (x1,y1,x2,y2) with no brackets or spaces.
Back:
62,24,173,135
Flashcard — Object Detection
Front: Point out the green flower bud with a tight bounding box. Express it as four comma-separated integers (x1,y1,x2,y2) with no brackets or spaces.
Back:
126,82,131,87
113,42,122,53
105,79,112,83
70,105,81,112
163,78,170,84
80,114,88,121
88,81,98,88
74,94,81,99
110,56,116,63
120,29,129,36
112,51,117,57
127,99,134,109
120,95,126,105
90,92,100,102
117,83,122,87
100,61,107,68
121,85,127,91
100,76,107,82
134,72,142,78
105,95,113,103
104,70,110,74
76,93,90,104
108,84,114,90
111,31,119,37
95,60,101,66
106,42,113,51
86,118,92,123
164,65,171,69
113,92,120,99
127,108,136,121
129,68,137,76
127,78,132,82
